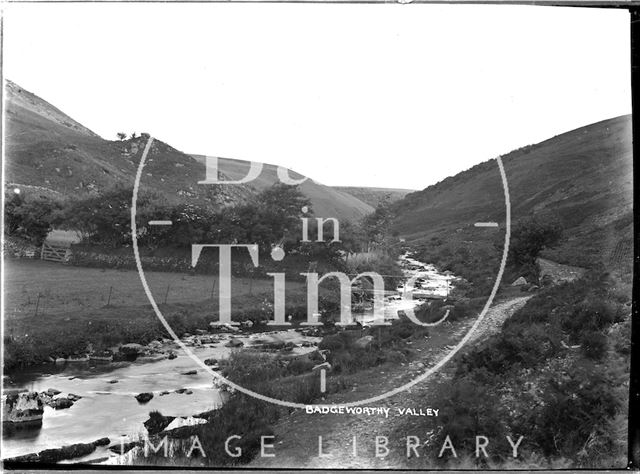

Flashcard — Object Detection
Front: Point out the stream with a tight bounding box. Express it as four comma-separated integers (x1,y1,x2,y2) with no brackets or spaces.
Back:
2,253,455,462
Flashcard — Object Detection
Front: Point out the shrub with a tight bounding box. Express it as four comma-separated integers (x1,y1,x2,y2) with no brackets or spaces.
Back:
580,331,608,360
286,358,315,375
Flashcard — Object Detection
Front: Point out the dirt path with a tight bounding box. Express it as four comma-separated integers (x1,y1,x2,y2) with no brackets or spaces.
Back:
537,257,585,284
249,295,531,469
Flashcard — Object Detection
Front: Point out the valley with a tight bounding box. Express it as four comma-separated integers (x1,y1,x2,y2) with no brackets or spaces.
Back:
2,79,633,469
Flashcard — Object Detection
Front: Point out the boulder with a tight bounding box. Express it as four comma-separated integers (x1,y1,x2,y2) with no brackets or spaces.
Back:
5,453,40,463
225,338,244,348
135,392,154,404
511,276,528,286
280,341,296,352
3,392,44,422
353,335,375,349
38,442,96,463
204,358,218,366
210,322,240,332
147,340,163,350
175,388,188,394
92,437,111,447
120,343,146,355
45,388,61,396
181,370,197,375
50,398,74,410
143,412,176,435
167,352,177,360
67,393,82,401
163,416,208,432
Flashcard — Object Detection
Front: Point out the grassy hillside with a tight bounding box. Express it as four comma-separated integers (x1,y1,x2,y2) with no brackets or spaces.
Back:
191,155,374,222
392,115,632,270
332,186,414,207
5,80,252,206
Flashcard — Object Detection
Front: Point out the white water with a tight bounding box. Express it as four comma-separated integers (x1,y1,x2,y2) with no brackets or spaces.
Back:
3,254,455,461
2,331,318,460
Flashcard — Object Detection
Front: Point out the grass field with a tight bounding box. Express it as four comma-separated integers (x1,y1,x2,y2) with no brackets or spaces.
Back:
3,259,316,370
4,258,304,319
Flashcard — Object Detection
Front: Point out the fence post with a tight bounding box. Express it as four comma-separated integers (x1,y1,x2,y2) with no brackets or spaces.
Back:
210,278,217,299
106,286,113,306
163,284,171,304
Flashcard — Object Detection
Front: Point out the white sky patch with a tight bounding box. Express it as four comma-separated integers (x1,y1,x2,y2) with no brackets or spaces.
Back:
3,4,630,190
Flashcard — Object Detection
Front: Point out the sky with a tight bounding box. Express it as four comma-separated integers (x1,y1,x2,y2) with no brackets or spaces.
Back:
3,3,631,190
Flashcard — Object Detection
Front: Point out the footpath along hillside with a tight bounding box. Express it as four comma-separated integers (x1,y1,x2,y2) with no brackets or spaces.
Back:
248,257,587,468
249,295,532,469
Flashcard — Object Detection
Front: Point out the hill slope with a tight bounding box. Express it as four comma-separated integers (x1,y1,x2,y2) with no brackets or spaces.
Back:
4,80,252,206
332,186,414,208
392,115,633,269
190,155,374,222
5,80,373,222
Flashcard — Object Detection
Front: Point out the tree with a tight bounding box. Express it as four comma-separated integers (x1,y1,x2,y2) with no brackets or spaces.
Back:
508,215,563,267
360,195,396,252
116,132,127,141
62,184,159,246
247,184,310,251
4,192,61,245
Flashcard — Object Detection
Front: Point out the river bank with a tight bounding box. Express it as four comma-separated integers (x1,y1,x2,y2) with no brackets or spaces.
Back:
3,252,461,465
2,329,322,461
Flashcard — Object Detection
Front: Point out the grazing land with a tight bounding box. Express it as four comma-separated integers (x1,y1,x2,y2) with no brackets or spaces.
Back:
5,258,303,319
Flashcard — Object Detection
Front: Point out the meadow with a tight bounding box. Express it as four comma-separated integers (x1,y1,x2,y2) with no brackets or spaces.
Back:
4,258,304,319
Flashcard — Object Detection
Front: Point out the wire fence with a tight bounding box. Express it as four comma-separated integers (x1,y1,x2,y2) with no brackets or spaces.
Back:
5,275,287,318
5,260,443,319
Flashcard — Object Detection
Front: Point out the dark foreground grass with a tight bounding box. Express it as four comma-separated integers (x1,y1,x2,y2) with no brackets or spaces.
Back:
392,271,630,469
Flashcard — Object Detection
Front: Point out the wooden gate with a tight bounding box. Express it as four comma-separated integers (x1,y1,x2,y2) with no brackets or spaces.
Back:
41,242,71,262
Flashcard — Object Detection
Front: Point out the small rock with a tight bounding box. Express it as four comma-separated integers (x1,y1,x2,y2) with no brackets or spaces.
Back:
144,413,175,435
511,276,528,286
225,338,244,348
181,370,197,375
51,398,74,410
135,392,154,404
